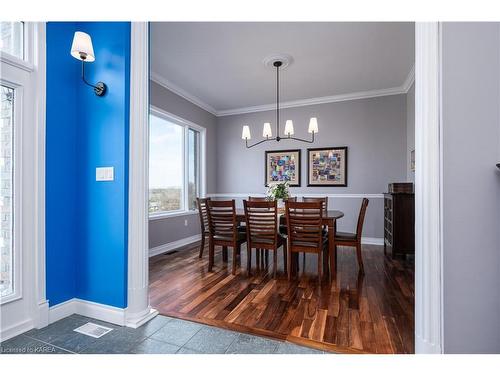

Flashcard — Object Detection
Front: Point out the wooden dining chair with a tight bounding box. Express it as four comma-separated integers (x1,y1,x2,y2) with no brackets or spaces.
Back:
302,196,328,214
196,197,210,258
334,198,369,272
248,196,268,201
206,199,246,275
285,201,327,283
244,200,287,278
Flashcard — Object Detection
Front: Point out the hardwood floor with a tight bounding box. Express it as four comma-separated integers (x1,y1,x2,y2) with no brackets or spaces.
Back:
149,242,414,354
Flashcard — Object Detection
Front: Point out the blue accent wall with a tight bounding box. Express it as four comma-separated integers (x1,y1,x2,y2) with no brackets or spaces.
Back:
46,22,131,308
46,22,79,306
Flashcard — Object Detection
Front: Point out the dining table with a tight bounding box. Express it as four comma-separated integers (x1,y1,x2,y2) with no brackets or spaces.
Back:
235,209,345,278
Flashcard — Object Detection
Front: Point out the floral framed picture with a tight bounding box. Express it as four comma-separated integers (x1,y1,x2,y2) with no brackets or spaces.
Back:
307,147,348,187
265,149,301,187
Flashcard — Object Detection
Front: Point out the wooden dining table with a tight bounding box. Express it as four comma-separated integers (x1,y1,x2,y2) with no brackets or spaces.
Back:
235,209,344,278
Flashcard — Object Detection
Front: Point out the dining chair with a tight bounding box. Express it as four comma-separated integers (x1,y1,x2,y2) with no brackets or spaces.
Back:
285,201,327,283
196,197,210,258
302,196,328,214
206,199,246,275
334,198,369,272
244,200,287,278
248,196,268,201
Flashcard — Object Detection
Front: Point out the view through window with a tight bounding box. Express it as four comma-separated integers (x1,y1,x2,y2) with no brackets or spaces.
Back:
0,22,24,60
0,85,14,298
149,112,202,215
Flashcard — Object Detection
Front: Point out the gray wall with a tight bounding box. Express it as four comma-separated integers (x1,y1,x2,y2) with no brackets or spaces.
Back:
441,22,500,353
406,82,415,182
216,95,408,238
149,81,217,249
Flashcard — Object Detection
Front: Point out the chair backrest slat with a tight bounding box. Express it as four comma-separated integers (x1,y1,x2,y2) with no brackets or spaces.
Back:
197,197,210,233
207,200,237,241
285,201,323,250
302,196,328,215
355,198,369,240
244,200,278,247
248,196,267,202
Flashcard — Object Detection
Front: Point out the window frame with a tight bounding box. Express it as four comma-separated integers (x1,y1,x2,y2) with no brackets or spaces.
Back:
0,77,24,305
0,22,34,73
148,106,206,220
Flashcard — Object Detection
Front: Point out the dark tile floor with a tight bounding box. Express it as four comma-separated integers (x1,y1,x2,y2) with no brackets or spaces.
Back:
0,314,327,354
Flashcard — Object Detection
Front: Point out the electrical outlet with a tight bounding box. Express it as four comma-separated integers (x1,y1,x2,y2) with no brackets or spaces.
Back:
184,219,188,226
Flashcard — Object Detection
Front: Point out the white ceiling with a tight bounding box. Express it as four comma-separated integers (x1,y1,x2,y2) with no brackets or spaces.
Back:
151,22,414,114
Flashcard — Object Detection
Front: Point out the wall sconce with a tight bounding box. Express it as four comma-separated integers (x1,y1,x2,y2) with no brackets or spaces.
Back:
70,31,107,97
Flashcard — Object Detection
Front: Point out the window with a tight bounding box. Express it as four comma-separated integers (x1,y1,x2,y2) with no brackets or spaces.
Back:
0,22,24,60
0,84,14,298
149,110,204,216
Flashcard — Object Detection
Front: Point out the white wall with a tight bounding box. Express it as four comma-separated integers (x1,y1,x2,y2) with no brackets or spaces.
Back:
441,22,500,353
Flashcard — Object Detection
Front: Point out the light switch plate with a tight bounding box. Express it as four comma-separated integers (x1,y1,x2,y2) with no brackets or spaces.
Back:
96,167,114,181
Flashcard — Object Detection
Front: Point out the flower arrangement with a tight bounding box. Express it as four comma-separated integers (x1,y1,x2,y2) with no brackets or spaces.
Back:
266,181,290,201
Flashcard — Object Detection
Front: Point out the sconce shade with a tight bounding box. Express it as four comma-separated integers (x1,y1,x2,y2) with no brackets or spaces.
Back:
262,122,272,138
242,125,251,140
284,120,294,136
71,31,95,62
308,117,319,133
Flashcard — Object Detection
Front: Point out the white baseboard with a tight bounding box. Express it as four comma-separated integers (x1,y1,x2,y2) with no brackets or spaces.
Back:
149,234,202,258
36,300,49,329
48,298,77,324
361,237,384,245
49,298,126,326
0,319,34,342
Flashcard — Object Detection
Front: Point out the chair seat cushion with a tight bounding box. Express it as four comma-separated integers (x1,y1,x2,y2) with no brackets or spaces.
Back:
335,231,356,240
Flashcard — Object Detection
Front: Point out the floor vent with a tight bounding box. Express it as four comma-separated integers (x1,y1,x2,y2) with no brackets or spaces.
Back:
73,323,113,338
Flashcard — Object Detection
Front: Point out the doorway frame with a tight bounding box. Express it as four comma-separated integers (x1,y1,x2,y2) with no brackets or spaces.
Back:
128,21,445,352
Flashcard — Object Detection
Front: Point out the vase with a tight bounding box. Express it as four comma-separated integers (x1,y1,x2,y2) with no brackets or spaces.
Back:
277,199,285,209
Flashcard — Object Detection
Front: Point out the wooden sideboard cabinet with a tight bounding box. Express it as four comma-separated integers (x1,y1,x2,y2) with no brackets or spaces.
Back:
384,192,415,258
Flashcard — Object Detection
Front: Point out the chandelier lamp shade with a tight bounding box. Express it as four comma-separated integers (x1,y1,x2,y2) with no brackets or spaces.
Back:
241,59,318,148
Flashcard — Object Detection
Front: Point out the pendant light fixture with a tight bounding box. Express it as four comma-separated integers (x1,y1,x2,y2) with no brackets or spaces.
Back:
242,57,318,148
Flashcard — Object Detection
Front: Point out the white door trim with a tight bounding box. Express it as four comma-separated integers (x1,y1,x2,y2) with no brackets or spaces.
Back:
34,22,49,329
0,22,48,342
414,22,444,354
126,21,158,328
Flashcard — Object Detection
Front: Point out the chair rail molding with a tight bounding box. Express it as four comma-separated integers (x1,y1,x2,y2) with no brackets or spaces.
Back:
414,22,444,354
126,21,158,328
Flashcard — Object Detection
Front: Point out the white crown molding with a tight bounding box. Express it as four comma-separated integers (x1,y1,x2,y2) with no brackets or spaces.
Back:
216,86,408,116
151,72,218,116
152,65,415,117
402,64,415,93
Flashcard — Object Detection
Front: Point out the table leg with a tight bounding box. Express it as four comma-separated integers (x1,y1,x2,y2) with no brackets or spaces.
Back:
328,219,336,281
222,246,228,262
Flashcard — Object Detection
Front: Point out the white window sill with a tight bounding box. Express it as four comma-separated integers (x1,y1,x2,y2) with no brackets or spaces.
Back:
149,210,199,221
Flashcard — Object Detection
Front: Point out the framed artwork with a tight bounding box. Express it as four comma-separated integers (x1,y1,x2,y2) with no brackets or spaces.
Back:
307,146,348,187
410,149,415,172
265,149,301,186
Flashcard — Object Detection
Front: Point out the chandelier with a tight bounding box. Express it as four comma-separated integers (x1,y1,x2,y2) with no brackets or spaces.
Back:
242,58,318,148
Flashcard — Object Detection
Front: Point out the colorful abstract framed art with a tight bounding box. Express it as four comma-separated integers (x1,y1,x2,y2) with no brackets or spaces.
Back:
307,146,348,187
264,149,301,187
